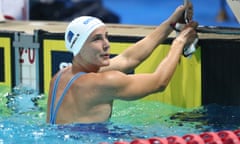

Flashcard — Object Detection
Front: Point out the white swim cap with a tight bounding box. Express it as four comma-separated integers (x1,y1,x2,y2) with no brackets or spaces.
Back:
65,16,105,56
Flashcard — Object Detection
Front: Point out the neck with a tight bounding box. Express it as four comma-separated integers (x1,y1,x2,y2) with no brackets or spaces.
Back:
72,57,100,73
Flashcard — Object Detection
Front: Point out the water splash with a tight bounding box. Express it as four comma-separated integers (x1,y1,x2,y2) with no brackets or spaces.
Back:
5,84,45,114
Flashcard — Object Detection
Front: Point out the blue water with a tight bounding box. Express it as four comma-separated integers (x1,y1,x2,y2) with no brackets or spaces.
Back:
0,85,240,143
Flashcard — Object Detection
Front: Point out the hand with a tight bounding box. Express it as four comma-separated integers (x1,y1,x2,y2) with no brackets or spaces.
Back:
185,2,193,23
175,21,198,46
168,2,193,24
179,2,193,24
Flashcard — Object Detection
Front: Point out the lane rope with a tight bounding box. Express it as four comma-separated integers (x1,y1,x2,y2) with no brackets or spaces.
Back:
101,129,240,144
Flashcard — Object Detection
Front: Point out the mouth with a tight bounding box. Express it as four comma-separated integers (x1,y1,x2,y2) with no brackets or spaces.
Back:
101,53,110,59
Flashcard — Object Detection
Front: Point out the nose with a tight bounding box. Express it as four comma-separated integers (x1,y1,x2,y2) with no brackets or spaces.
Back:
103,37,110,51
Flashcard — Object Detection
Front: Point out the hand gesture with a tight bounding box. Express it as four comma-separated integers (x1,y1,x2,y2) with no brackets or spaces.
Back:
168,2,193,24
176,21,198,47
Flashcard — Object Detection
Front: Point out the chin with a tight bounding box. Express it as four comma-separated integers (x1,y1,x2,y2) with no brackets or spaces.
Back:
101,61,110,66
102,63,110,66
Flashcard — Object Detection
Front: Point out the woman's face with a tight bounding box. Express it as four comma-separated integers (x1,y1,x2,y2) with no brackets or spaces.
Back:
80,26,111,67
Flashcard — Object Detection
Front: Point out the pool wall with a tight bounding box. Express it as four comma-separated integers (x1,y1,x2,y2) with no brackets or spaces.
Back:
0,21,239,107
0,32,14,89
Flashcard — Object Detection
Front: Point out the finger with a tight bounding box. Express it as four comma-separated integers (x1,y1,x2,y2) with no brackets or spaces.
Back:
180,27,197,39
187,21,198,29
188,2,193,8
180,27,192,37
175,5,188,17
185,2,194,22
185,0,193,9
187,6,193,21
172,5,188,23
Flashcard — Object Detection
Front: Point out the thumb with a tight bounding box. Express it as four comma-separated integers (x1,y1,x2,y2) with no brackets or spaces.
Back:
168,5,187,24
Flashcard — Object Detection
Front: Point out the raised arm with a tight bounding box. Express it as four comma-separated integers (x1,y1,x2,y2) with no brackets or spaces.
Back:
96,22,198,101
100,4,191,73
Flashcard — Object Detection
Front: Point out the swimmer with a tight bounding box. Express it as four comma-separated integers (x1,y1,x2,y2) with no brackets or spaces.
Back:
47,4,198,124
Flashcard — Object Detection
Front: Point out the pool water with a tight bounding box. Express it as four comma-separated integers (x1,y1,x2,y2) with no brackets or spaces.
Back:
0,85,239,144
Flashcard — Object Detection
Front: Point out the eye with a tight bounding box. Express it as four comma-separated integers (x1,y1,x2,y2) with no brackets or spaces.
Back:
93,35,103,41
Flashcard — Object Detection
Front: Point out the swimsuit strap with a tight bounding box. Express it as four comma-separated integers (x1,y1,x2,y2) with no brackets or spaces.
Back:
49,71,86,124
49,71,63,124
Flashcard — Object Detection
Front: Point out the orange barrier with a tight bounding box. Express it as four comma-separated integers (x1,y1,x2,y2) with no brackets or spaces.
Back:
101,129,240,144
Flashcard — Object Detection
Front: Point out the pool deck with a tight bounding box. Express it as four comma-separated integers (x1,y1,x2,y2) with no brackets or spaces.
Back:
0,20,239,40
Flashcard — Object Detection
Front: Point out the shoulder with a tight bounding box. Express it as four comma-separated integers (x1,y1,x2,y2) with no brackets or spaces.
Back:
80,71,127,84
71,71,128,100
72,71,129,93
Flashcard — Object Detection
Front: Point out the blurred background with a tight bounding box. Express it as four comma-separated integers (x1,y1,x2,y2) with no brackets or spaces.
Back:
1,0,239,27
102,0,239,27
